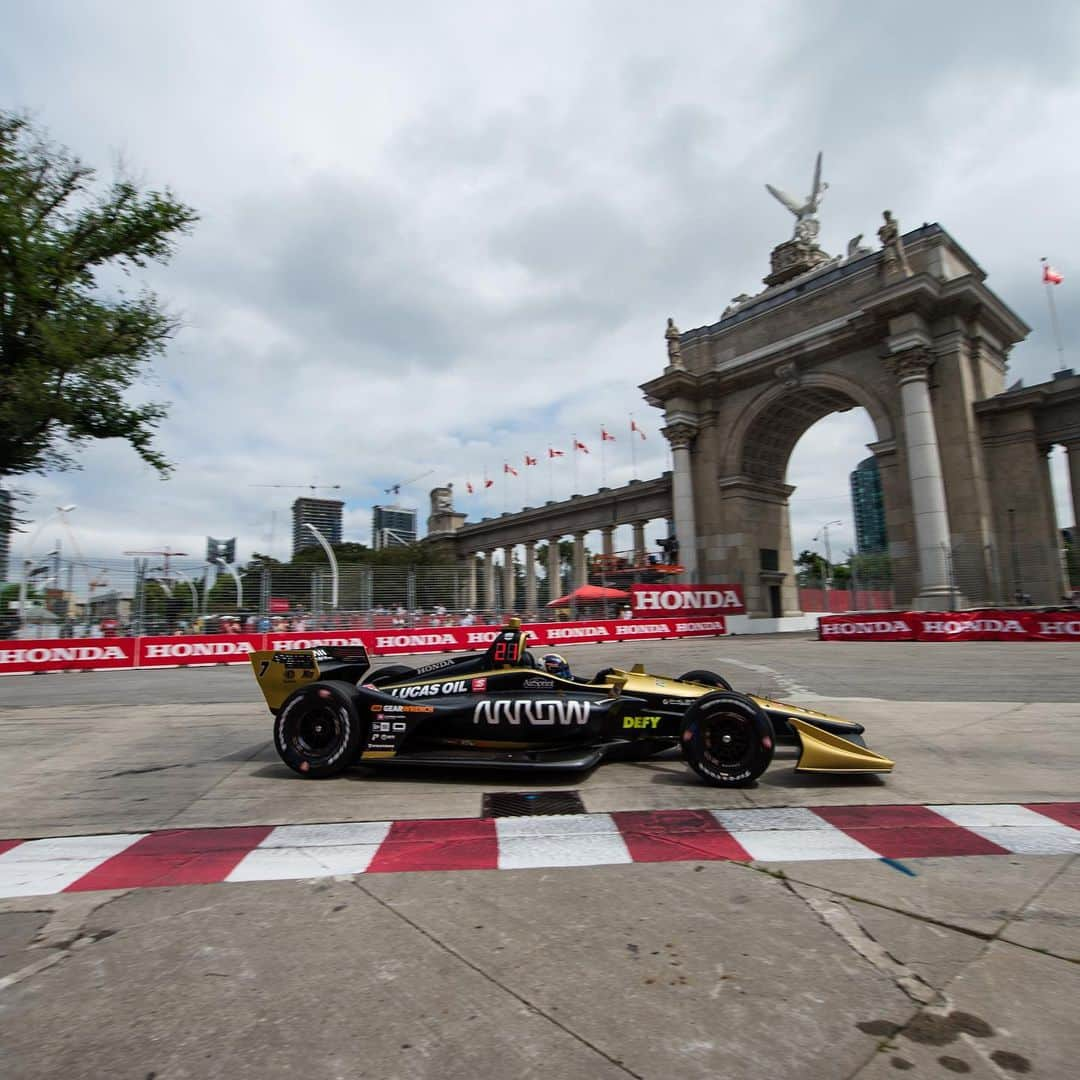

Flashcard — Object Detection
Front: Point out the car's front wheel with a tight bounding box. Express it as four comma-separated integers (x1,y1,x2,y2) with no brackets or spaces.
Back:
275,680,365,778
680,692,774,786
677,669,734,691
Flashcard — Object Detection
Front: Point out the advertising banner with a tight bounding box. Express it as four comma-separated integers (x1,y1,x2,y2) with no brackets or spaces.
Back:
818,609,1080,642
630,584,745,617
0,637,138,675
137,634,264,667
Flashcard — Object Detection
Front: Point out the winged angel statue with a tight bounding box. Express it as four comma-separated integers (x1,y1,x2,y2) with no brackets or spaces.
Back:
766,152,828,242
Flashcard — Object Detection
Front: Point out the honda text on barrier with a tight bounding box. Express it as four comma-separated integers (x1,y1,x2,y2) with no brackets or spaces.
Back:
251,618,893,785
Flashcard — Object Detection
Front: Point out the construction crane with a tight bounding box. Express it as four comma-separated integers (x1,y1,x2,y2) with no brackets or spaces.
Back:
384,469,435,497
123,547,189,576
250,482,342,492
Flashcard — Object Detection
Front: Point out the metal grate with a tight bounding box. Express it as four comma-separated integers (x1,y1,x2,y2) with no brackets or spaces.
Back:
482,790,586,818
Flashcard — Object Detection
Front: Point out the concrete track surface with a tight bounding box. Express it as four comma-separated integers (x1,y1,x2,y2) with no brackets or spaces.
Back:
1,634,1078,1079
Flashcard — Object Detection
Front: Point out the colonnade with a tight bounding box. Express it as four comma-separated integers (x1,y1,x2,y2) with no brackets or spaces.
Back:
459,516,663,614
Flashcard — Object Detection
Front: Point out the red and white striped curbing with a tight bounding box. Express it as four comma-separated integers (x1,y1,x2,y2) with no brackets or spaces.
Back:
0,803,1077,900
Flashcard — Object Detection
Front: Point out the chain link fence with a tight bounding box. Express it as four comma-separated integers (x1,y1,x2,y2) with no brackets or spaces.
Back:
4,538,1076,639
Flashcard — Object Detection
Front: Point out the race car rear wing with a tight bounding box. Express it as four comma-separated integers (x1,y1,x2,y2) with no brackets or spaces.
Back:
250,645,371,713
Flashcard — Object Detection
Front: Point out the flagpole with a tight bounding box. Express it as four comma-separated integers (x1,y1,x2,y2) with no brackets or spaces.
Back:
572,434,578,494
1042,257,1067,371
548,452,553,501
629,415,638,480
600,430,606,487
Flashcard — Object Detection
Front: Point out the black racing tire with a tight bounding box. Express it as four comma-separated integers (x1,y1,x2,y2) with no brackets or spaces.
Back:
274,680,365,778
677,669,734,692
365,664,417,687
680,691,775,787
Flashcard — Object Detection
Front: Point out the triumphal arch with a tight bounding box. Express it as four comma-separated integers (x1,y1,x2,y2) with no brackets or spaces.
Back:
642,156,1079,616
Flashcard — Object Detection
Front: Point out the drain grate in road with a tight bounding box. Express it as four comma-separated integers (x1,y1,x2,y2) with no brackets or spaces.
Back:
482,790,586,817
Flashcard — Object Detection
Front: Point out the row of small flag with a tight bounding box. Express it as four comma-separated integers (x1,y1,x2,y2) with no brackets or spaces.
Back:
463,420,648,494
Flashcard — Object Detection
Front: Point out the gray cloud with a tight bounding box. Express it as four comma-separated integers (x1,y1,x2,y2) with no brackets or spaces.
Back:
2,1,1077,570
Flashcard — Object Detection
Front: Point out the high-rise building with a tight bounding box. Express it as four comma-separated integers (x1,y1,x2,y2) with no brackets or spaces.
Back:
291,497,344,558
372,504,417,550
850,456,888,554
0,488,12,583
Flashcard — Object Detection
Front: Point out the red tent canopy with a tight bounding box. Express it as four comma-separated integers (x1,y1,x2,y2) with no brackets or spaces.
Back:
546,584,631,607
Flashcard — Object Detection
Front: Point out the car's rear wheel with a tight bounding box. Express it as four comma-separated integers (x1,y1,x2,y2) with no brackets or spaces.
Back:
677,669,734,692
275,680,365,778
680,692,774,786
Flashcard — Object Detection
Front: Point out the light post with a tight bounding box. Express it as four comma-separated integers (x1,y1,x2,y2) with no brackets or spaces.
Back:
18,505,77,631
304,523,339,610
813,520,842,612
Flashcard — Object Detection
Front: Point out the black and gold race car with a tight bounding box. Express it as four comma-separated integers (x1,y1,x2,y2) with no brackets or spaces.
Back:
250,620,893,787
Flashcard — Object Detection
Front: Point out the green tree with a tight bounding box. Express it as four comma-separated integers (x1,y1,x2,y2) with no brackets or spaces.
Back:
0,112,198,480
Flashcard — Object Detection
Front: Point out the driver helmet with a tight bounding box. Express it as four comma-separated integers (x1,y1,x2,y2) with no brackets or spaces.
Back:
541,653,572,678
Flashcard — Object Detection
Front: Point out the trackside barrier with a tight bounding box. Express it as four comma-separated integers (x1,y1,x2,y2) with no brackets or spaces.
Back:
0,617,728,676
818,610,1080,642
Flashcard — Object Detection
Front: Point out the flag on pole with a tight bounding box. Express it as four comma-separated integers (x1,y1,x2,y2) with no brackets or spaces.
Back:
484,478,494,488
524,455,537,466
601,428,615,442
630,418,647,440
504,463,518,477
574,439,590,454
1044,264,1064,285
466,481,474,494
548,447,565,458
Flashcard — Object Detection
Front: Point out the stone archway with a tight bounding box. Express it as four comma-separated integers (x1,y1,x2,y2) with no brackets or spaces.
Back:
718,375,897,617
642,221,1033,617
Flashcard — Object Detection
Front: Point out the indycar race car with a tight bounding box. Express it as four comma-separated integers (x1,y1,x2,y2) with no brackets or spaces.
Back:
250,620,894,787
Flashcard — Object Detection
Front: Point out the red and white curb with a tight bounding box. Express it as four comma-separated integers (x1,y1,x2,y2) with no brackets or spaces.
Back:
1,803,1077,900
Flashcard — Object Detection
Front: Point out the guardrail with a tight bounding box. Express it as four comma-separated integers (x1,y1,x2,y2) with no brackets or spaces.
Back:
0,617,730,675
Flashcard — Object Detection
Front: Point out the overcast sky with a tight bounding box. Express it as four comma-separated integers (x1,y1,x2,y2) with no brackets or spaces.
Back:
3,0,1078,578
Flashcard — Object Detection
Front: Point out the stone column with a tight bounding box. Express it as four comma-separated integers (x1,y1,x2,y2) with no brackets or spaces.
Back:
502,544,516,614
547,537,562,605
573,531,588,590
601,526,615,557
523,540,537,616
664,421,699,583
632,520,647,565
1067,441,1080,538
463,555,477,610
483,550,496,611
894,349,957,608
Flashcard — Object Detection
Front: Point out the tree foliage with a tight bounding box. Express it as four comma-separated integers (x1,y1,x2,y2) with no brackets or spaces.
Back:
0,112,198,479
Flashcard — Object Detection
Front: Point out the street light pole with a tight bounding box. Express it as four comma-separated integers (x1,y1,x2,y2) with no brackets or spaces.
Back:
17,505,77,633
304,523,339,610
814,520,842,613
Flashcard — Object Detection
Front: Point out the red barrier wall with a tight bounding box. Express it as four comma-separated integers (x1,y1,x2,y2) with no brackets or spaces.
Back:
0,616,728,675
818,610,1080,642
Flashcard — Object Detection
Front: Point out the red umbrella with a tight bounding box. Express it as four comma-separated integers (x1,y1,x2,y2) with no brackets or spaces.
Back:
546,584,631,607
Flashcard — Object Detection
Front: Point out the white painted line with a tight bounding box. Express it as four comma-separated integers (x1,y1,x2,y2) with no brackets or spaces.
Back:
227,821,393,882
496,813,632,869
929,804,1080,855
712,807,832,832
0,834,145,897
712,807,877,861
256,822,393,849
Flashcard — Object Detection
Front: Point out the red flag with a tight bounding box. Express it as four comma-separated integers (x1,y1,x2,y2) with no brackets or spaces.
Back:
1044,263,1064,285
548,447,565,458
504,462,518,477
484,478,494,488
524,455,537,466
601,428,615,442
574,439,589,454
466,481,474,494
630,419,647,440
